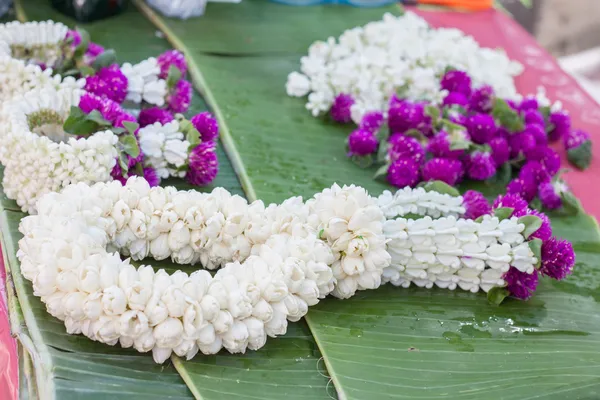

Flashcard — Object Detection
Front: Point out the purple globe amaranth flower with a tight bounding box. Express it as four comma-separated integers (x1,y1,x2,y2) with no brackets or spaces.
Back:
495,126,510,140
187,143,219,186
157,49,188,79
538,181,562,210
191,111,219,142
462,190,491,219
138,107,175,128
388,133,425,164
503,267,539,300
85,64,128,104
548,111,570,142
78,92,104,114
422,158,464,186
388,101,431,135
347,129,378,156
469,85,494,113
525,123,547,147
86,43,105,58
564,129,592,170
526,146,560,175
330,93,355,124
359,111,384,133
440,70,472,97
507,177,537,202
448,112,467,127
489,136,510,166
426,131,464,159
493,193,529,217
442,92,469,108
564,129,591,150
66,29,81,46
522,109,545,126
167,79,192,114
467,152,496,180
387,158,420,188
524,208,552,241
142,167,160,187
467,113,496,144
509,131,536,158
540,237,575,280
506,99,519,110
519,160,551,185
78,92,128,126
114,112,137,129
518,97,539,112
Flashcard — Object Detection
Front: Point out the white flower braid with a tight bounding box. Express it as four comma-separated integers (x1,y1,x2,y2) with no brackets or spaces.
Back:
0,86,118,213
17,178,536,363
0,20,68,66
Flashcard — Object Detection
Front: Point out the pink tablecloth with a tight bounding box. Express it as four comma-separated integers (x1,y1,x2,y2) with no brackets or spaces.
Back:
0,7,599,400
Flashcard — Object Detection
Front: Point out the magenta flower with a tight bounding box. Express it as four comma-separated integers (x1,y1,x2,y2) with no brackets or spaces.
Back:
564,129,590,150
525,123,547,147
114,112,137,129
422,158,464,186
449,113,467,127
503,268,539,300
440,70,472,97
360,111,384,133
426,131,464,159
519,161,550,186
142,167,160,187
540,237,575,280
538,182,562,210
387,158,420,188
525,208,552,241
442,92,469,108
330,93,355,124
167,79,192,113
462,190,491,219
388,134,425,164
467,152,496,180
509,131,536,158
527,146,560,175
66,30,81,46
78,93,130,127
518,97,538,112
522,109,545,126
467,113,496,145
507,177,537,202
548,111,571,142
86,43,105,58
186,143,219,186
78,92,104,114
191,112,219,142
469,85,494,113
493,193,529,216
489,137,510,166
138,107,175,127
388,101,431,135
347,129,378,156
84,64,128,104
157,49,188,79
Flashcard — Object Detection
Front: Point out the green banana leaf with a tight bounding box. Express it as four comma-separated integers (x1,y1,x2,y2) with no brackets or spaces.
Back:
131,0,600,398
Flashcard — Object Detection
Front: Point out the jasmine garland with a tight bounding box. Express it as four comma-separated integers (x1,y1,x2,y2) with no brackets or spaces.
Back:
17,178,574,363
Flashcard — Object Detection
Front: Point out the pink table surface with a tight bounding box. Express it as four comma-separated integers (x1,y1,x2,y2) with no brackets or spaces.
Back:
0,7,599,400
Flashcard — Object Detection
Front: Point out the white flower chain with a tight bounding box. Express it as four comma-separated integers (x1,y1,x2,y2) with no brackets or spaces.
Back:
0,86,118,213
17,178,535,363
286,12,523,123
0,20,68,67
121,57,168,107
377,187,466,219
138,120,190,179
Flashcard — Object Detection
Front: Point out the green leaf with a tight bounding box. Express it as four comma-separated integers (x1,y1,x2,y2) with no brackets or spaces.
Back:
528,238,543,268
376,141,389,164
92,48,117,70
73,27,90,58
373,163,389,182
424,104,440,122
62,106,97,136
518,215,543,239
85,109,111,126
167,64,182,89
440,118,466,133
567,140,592,170
122,121,140,135
403,128,427,142
487,162,512,185
79,65,96,77
120,134,140,158
118,151,129,176
486,286,510,305
494,207,514,221
492,98,525,132
449,140,470,151
561,190,583,215
422,180,461,197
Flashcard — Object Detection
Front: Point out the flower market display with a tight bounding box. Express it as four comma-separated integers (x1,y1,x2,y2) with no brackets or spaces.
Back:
0,20,220,213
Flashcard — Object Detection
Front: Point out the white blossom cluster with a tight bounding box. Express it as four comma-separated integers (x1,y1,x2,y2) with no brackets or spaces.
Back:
377,187,465,219
0,86,118,213
17,177,539,362
138,120,190,179
285,11,523,123
383,215,537,292
0,20,68,67
121,57,168,107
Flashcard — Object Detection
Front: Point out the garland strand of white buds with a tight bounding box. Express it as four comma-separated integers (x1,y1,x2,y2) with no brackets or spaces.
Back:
17,178,535,363
0,86,118,213
0,20,68,67
377,187,465,219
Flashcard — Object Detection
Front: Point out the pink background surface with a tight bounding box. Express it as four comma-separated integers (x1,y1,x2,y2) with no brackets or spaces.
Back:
0,7,598,400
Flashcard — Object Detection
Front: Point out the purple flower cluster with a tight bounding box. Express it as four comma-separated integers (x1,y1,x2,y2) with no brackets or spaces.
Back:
186,112,220,186
157,50,188,79
85,64,128,104
492,193,575,300
78,93,135,129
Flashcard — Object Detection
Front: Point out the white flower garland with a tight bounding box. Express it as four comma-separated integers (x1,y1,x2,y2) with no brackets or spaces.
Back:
17,178,535,363
0,86,118,213
286,12,523,123
0,20,68,66
377,187,465,219
121,57,168,107
138,120,190,179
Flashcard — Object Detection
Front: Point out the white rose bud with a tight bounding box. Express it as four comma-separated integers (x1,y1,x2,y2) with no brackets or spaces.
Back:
262,281,288,303
174,339,198,359
152,347,173,364
357,270,381,290
111,200,131,230
168,221,191,252
137,197,155,216
183,302,203,338
341,256,365,276
56,270,79,292
128,210,148,239
145,295,169,326
138,265,155,286
283,295,307,322
126,281,152,311
264,306,288,337
172,246,195,264
83,292,103,319
119,310,150,338
297,280,320,306
119,264,139,291
331,277,358,299
95,316,120,345
207,281,229,308
198,336,222,355
126,176,151,198
129,239,150,260
213,310,233,334
153,317,184,348
102,286,127,316
113,227,137,249
325,217,349,241
45,292,66,320
161,286,187,318
62,292,87,321
183,207,204,229
200,295,220,321
222,321,249,353
78,264,101,293
120,336,134,349
149,187,168,209
133,329,156,353
33,264,58,296
196,323,216,345
251,299,273,322
146,215,161,241
99,260,120,289
65,317,83,335
244,318,267,350
150,234,171,260
158,209,178,232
